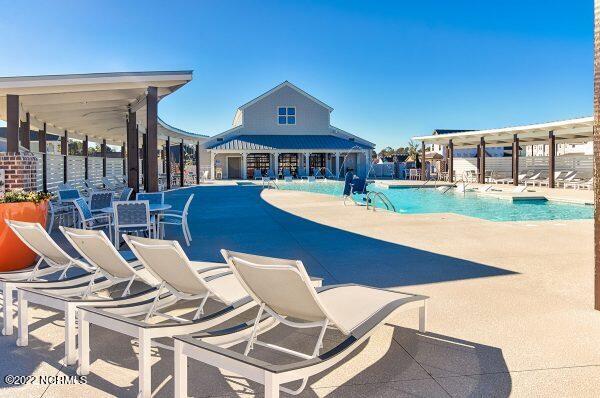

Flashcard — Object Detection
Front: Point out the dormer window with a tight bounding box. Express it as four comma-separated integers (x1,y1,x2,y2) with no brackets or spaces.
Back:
277,106,296,125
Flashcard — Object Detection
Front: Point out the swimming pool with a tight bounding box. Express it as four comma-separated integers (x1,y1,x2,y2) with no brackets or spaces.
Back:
276,181,593,222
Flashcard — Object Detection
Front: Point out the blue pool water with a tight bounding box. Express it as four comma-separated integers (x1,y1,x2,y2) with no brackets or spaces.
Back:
277,181,593,222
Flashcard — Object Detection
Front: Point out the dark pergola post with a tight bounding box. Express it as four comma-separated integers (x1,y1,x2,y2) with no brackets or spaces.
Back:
20,112,31,150
62,131,68,183
126,110,139,192
479,137,486,184
196,142,201,184
6,94,19,153
83,135,89,180
40,123,47,192
166,137,172,190
146,86,159,192
179,142,185,187
420,141,426,181
142,132,148,192
476,144,481,178
448,139,454,182
513,134,520,186
548,131,556,188
101,139,107,177
121,143,126,178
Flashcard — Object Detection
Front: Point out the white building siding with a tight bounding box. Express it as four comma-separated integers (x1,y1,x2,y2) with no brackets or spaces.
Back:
240,85,330,134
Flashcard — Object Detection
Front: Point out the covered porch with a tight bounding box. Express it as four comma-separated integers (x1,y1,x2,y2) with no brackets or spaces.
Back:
0,71,207,193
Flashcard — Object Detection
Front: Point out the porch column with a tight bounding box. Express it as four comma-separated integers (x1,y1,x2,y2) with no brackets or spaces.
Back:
242,152,248,179
121,143,126,178
62,131,68,183
335,152,340,177
448,139,454,183
166,137,172,190
513,134,520,186
210,151,215,180
305,152,310,175
273,152,279,178
6,94,19,153
20,112,30,150
365,150,371,178
420,141,426,181
142,132,148,191
146,86,159,192
40,123,47,192
479,137,486,183
126,110,139,192
101,139,107,178
196,142,201,184
179,142,184,187
476,144,481,178
83,136,89,180
548,131,556,188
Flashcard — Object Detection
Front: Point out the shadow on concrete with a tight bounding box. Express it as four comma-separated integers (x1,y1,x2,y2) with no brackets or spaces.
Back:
165,185,516,287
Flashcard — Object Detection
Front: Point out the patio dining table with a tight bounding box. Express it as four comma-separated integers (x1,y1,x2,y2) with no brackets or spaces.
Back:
99,204,172,214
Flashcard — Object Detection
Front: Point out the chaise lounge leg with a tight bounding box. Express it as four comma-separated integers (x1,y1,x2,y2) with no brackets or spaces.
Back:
2,284,14,336
419,301,427,333
77,310,90,375
64,304,78,365
264,372,280,398
174,340,188,398
16,290,28,346
138,332,152,398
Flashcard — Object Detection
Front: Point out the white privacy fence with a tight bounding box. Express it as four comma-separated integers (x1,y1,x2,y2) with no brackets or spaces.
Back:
368,163,396,178
31,152,126,192
453,156,593,179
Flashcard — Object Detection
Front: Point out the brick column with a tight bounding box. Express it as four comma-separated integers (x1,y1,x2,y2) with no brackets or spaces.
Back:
0,152,38,192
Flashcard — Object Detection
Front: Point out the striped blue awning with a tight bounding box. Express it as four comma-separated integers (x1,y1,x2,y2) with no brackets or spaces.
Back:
208,135,372,150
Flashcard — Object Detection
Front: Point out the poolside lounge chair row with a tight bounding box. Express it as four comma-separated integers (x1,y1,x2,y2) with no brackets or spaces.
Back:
253,167,336,181
0,221,427,398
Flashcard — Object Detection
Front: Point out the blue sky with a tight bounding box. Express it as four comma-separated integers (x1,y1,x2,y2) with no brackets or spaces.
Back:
0,1,592,149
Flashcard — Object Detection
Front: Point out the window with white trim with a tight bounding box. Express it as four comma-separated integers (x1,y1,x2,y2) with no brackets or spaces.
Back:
277,106,296,125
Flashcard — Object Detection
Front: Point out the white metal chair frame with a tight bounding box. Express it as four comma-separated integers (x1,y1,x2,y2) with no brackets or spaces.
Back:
112,200,153,247
158,194,194,246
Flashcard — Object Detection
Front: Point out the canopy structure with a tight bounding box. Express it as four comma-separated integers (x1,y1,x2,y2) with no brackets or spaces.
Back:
0,71,207,193
0,71,204,145
411,116,594,186
413,117,593,148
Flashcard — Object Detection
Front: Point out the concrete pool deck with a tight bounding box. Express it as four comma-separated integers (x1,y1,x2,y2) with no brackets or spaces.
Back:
0,184,598,397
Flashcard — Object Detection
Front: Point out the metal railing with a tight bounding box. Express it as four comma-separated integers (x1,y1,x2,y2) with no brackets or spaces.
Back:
366,191,396,212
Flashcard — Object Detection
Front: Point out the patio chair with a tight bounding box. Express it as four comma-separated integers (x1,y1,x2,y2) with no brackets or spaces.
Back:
72,197,113,241
313,168,325,179
172,249,427,398
324,168,336,179
253,168,263,180
77,238,322,398
266,169,276,180
84,179,101,191
47,199,73,231
282,168,293,182
111,175,126,189
112,200,154,247
89,191,114,215
102,176,117,190
118,186,133,201
558,171,579,188
1,220,96,336
536,171,564,187
565,177,593,190
58,188,81,203
522,172,542,186
58,182,74,190
14,227,159,365
158,194,194,246
297,169,309,180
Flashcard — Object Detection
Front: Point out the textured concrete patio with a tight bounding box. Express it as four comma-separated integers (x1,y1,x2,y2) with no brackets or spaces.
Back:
0,183,597,397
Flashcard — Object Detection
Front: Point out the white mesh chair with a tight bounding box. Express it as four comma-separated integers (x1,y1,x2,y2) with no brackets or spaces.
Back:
172,250,427,398
14,226,159,365
72,197,112,241
0,220,96,336
112,200,153,247
158,194,193,246
47,199,73,231
118,187,133,201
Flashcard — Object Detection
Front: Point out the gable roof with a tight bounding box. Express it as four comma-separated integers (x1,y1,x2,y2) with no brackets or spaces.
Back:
237,81,334,112
208,134,372,150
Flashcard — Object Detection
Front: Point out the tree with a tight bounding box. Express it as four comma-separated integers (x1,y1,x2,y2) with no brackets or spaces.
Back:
406,140,420,168
378,146,395,160
594,0,600,309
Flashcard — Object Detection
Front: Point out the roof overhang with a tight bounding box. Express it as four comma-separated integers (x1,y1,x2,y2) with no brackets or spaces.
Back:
413,117,594,148
0,71,204,146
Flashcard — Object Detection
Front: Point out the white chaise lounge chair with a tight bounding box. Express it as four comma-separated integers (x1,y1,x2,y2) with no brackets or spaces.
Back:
15,227,160,365
1,220,96,336
172,249,428,398
77,240,323,398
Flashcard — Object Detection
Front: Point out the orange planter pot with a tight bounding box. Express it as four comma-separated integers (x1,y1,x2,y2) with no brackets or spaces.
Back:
0,201,48,272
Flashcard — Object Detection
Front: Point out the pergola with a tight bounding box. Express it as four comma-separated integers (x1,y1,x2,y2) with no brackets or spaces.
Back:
0,71,206,192
412,116,594,186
